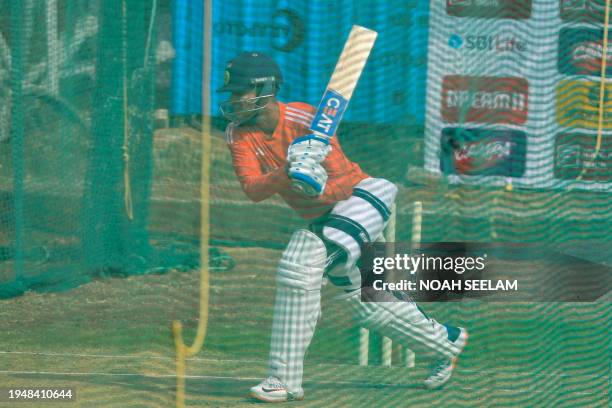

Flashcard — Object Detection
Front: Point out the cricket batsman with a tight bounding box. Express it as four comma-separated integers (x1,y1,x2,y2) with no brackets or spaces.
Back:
218,52,468,402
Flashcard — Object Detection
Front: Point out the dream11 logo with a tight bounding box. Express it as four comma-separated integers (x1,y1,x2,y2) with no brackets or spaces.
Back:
214,9,305,52
441,75,529,125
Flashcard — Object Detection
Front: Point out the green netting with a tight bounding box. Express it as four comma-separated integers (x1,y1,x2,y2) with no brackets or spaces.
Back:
0,1,610,407
2,1,149,297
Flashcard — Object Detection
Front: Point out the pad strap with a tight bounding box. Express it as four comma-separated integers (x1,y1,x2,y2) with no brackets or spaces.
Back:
325,214,371,246
352,188,391,221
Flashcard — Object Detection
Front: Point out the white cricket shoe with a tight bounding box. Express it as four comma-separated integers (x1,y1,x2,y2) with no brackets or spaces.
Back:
423,327,469,389
249,376,304,403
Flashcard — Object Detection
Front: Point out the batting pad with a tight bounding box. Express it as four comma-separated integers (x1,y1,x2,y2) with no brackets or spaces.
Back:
323,177,397,289
268,229,326,393
343,289,463,359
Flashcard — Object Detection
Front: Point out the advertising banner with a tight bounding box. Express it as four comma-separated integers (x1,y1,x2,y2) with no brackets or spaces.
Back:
171,0,431,126
440,128,527,177
554,132,612,181
425,0,611,191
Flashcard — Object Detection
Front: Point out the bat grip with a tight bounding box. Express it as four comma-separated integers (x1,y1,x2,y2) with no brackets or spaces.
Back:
287,131,331,197
309,130,332,141
290,173,323,197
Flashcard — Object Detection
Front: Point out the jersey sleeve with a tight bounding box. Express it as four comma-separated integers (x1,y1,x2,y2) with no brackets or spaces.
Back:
286,102,316,115
226,127,292,202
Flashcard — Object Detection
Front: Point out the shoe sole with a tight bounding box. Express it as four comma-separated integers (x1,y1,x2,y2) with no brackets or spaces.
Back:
425,328,469,390
453,329,470,369
451,328,469,371
248,391,304,403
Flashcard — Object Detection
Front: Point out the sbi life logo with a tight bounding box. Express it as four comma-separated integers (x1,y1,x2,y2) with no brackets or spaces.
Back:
448,34,464,49
448,33,526,53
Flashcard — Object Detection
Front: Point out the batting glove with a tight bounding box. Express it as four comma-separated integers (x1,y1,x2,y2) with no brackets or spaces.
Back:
287,134,331,164
288,156,328,197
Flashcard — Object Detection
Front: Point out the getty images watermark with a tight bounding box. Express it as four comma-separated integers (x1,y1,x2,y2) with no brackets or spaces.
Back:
371,252,517,292
359,242,612,302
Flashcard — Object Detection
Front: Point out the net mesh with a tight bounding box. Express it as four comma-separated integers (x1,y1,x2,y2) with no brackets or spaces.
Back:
0,1,610,407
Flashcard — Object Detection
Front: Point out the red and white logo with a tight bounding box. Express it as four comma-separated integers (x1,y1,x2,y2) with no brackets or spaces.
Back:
441,75,528,124
453,139,512,173
571,41,612,72
447,0,473,5
560,0,606,22
561,0,605,12
446,0,531,19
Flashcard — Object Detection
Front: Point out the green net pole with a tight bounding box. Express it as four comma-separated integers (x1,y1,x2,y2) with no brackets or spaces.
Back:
81,0,124,273
10,0,24,281
123,0,155,273
81,1,154,275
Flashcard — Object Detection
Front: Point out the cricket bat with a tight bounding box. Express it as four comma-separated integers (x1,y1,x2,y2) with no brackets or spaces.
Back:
291,25,377,195
310,25,378,138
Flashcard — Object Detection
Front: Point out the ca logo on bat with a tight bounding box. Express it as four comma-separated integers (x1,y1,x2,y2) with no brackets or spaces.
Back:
311,89,348,137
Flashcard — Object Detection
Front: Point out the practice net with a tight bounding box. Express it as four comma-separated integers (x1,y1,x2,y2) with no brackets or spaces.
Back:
0,1,610,407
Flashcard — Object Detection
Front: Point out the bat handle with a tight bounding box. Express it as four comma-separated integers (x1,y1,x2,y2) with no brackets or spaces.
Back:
309,130,332,140
287,131,331,197
290,175,324,197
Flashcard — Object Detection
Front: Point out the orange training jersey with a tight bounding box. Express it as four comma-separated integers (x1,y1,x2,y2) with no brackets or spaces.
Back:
226,101,369,219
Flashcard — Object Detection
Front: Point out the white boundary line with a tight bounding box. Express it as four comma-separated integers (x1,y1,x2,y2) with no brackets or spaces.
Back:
0,351,351,367
0,369,412,389
0,350,604,380
0,369,603,396
0,369,258,381
0,350,252,363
